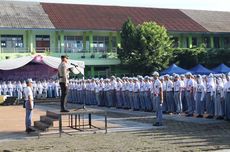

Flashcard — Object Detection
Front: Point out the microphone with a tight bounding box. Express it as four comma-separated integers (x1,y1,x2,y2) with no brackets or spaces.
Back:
70,63,78,67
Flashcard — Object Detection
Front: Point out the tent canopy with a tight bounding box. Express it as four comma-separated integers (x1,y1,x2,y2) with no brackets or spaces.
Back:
190,64,214,75
160,64,189,75
0,55,85,75
212,63,230,74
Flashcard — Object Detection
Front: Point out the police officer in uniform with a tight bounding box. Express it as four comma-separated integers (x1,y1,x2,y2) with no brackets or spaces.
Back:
58,55,70,112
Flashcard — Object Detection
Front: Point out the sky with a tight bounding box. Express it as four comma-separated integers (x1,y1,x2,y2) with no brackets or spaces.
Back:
2,0,230,12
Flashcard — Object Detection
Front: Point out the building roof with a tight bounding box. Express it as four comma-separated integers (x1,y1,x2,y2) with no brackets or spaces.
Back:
182,9,230,33
41,3,208,32
0,1,230,33
0,1,54,29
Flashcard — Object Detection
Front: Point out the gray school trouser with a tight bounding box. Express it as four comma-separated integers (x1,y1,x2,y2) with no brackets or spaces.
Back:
166,91,175,112
195,92,205,115
206,92,214,116
225,92,230,120
185,91,194,114
215,93,224,117
153,95,163,123
174,91,182,113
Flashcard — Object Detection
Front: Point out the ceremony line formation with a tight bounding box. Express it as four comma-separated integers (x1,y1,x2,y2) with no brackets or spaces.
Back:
1,72,230,122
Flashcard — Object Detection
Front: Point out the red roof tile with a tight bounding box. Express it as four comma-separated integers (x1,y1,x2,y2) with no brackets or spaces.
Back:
41,3,208,32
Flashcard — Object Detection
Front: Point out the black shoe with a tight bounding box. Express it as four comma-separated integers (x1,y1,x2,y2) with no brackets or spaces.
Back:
60,109,69,112
153,122,163,126
196,115,203,118
206,115,213,119
153,122,159,126
186,114,193,117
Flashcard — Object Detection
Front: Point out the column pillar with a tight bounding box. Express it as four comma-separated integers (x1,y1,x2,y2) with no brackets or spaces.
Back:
90,66,95,78
116,31,121,48
28,30,35,53
83,32,87,51
188,35,193,48
89,31,93,52
210,35,214,48
179,34,183,48
60,31,64,53
109,32,112,52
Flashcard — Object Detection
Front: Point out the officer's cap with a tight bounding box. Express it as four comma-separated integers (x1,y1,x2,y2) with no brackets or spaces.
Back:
152,71,159,76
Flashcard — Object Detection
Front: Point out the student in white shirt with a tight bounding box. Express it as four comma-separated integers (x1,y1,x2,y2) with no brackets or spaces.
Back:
174,74,183,114
195,75,206,118
24,79,35,133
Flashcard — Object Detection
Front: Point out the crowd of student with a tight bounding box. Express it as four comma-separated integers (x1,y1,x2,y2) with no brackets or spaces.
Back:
67,73,230,121
0,80,60,100
1,72,230,122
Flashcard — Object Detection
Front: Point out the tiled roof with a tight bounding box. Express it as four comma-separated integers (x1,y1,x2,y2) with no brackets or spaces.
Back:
181,9,230,33
0,1,54,29
41,3,208,32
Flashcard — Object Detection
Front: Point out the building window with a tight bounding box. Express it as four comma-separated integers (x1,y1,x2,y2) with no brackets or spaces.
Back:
184,37,189,48
1,35,23,48
64,36,83,53
203,37,210,48
36,35,50,52
93,36,109,52
171,37,179,48
192,37,198,47
223,37,230,48
214,37,220,48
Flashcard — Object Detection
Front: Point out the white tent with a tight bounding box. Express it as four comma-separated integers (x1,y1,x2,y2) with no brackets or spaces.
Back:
0,55,85,75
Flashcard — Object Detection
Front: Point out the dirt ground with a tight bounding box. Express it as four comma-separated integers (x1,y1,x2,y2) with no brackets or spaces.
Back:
0,104,230,152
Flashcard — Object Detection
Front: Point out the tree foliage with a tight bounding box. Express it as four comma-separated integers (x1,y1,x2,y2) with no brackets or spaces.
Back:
118,19,173,75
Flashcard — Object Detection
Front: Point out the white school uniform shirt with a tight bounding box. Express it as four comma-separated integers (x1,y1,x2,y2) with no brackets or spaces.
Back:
133,82,140,92
128,82,134,92
125,82,130,91
91,82,97,91
95,83,100,93
206,82,215,96
116,81,122,91
37,83,43,94
140,81,145,92
144,81,151,92
224,81,230,92
111,80,117,90
121,82,126,91
153,79,163,95
174,80,183,92
165,80,173,92
8,83,13,92
186,79,194,91
196,83,206,101
24,86,34,109
104,83,110,91
216,83,224,98
16,83,23,92
99,82,104,91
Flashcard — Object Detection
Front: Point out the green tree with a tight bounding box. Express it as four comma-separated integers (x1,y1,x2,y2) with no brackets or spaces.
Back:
118,20,173,75
118,18,137,64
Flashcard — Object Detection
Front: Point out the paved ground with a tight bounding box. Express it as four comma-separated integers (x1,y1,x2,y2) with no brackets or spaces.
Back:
0,102,230,152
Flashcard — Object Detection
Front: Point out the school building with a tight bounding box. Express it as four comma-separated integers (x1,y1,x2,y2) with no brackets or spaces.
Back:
0,1,230,77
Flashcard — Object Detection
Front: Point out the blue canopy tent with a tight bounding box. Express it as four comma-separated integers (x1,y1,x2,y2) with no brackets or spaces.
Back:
160,64,189,75
212,63,230,73
190,64,214,75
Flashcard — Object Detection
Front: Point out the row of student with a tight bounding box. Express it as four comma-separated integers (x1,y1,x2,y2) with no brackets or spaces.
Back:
66,72,230,122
